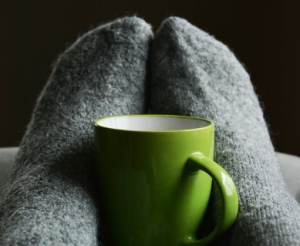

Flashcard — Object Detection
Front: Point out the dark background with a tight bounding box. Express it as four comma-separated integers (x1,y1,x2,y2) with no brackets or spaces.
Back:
1,0,300,156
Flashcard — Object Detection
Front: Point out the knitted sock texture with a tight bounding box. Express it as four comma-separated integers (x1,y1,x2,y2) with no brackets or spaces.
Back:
150,17,300,245
0,17,153,246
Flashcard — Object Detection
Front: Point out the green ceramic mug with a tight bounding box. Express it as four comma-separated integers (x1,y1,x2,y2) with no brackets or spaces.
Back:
94,115,238,246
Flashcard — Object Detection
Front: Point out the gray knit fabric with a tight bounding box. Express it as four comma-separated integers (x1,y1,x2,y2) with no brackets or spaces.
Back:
0,17,153,245
150,17,300,245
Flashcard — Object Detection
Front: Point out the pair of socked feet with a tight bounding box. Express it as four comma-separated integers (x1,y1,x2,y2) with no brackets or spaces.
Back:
0,16,299,245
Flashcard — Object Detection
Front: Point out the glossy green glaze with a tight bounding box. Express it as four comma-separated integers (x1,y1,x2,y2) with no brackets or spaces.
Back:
94,115,238,246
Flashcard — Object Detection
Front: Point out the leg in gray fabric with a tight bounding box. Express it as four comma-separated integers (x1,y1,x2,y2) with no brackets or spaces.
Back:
0,17,153,245
150,17,300,245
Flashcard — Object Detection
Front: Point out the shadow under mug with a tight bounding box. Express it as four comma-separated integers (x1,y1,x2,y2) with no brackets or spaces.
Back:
94,115,238,246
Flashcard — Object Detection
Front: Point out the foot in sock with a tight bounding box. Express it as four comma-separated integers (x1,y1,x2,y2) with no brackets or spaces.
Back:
150,17,300,245
0,17,153,245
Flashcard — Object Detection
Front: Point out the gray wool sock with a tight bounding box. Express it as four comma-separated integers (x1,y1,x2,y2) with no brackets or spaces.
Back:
150,17,300,245
0,17,153,245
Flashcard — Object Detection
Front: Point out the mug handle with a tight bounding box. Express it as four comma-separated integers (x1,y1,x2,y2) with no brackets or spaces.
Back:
181,152,239,246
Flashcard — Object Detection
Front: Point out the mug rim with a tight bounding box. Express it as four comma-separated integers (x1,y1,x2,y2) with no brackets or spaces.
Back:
94,114,213,133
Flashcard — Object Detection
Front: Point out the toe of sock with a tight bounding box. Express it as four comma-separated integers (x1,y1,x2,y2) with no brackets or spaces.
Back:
154,16,249,82
156,16,207,40
159,16,191,33
156,16,230,55
105,16,153,41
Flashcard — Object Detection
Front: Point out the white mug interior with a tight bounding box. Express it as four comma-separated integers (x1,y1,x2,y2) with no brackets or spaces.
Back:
96,115,211,132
